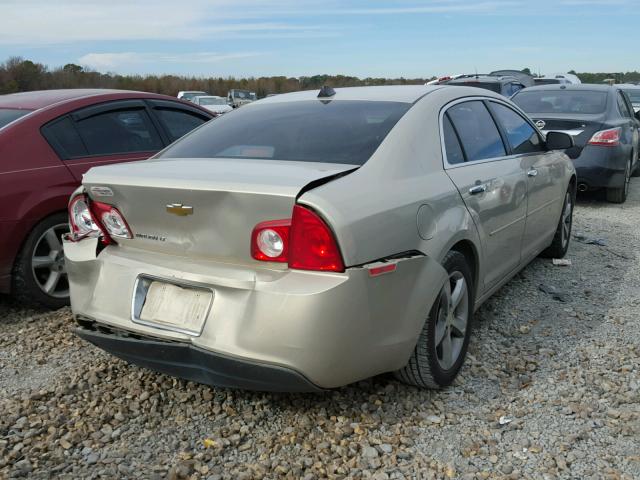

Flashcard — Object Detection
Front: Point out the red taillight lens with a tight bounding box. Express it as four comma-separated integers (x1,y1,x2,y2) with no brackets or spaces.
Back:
89,201,133,240
68,194,100,237
251,219,290,262
289,205,344,272
588,127,621,146
250,205,345,272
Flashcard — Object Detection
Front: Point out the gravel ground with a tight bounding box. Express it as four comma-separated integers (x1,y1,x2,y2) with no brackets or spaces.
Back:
1,180,639,480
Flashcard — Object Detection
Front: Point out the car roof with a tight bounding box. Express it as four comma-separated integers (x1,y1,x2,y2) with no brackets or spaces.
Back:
252,85,444,105
0,89,164,110
516,84,614,92
446,74,517,84
618,84,640,89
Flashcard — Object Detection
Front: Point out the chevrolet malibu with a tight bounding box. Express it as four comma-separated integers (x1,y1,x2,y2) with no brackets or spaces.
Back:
64,86,576,391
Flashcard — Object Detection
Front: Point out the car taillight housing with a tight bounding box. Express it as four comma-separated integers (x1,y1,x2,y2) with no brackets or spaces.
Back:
68,193,132,245
588,127,621,146
251,205,345,272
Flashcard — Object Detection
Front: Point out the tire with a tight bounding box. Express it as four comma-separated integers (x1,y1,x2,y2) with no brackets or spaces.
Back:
395,250,474,389
540,186,574,259
606,160,631,203
12,213,70,310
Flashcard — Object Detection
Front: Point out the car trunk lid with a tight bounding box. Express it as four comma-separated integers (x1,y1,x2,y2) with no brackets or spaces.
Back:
530,113,605,155
83,158,357,265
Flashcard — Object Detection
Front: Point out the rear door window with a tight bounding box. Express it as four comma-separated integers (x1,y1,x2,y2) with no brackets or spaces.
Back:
446,101,506,162
442,114,465,164
154,108,209,142
41,116,88,158
489,102,544,154
617,92,633,118
74,108,163,156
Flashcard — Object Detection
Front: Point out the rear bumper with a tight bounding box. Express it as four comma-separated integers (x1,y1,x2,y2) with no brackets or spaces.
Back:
64,237,446,390
74,322,322,392
573,145,628,189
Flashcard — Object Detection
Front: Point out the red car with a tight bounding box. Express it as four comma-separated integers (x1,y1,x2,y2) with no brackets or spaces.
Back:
0,89,213,308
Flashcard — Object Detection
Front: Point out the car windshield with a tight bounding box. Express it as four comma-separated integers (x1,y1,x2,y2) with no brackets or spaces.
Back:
199,97,227,106
513,90,608,114
159,100,411,165
0,108,31,129
622,89,640,104
182,92,205,100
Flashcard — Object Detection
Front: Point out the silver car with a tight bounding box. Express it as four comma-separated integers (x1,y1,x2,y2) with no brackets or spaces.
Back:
63,85,576,391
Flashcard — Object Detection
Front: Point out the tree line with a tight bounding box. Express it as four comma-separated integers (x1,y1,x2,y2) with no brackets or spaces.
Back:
1,57,638,98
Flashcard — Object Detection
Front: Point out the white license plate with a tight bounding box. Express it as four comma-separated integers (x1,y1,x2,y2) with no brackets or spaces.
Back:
137,281,213,335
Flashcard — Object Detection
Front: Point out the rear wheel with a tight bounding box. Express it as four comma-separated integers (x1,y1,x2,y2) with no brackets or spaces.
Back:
395,250,474,389
606,160,630,203
12,213,70,309
541,186,574,258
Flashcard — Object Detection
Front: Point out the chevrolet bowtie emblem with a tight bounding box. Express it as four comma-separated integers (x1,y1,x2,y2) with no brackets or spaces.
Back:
166,203,193,216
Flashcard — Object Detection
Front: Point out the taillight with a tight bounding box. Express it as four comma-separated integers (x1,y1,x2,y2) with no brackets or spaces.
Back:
89,201,133,240
68,193,132,245
68,194,100,237
588,127,621,146
250,205,345,272
251,219,290,262
289,205,344,272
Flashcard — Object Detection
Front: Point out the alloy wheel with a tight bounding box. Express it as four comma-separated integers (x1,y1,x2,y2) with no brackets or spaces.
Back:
434,271,469,370
31,223,70,298
561,191,573,249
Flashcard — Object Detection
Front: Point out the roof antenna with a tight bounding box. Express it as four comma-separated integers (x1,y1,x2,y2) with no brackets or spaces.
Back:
475,67,478,78
318,85,336,98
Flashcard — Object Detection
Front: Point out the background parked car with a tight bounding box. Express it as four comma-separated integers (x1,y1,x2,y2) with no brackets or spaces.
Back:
227,89,257,108
512,84,640,203
619,84,640,112
192,95,233,116
0,89,213,308
177,91,208,102
534,73,582,86
443,74,528,97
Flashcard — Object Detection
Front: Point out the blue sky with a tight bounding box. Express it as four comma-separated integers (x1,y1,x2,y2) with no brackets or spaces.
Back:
0,0,638,78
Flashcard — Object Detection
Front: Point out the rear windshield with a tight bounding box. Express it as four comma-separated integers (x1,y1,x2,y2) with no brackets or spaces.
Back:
0,108,31,129
159,100,411,165
513,90,608,114
534,78,562,85
450,82,501,93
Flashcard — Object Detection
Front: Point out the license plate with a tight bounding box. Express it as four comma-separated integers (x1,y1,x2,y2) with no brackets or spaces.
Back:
136,281,213,335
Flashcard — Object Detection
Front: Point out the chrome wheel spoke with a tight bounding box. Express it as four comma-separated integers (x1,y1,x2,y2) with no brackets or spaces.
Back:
32,256,55,268
43,270,61,294
451,277,466,310
440,329,453,370
435,317,447,345
44,228,62,252
451,314,467,336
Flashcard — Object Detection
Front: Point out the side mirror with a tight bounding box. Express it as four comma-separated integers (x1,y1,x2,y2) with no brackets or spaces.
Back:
546,131,574,150
634,110,640,122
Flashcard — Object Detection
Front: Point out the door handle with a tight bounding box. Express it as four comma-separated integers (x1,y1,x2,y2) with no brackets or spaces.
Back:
527,168,538,177
469,184,487,195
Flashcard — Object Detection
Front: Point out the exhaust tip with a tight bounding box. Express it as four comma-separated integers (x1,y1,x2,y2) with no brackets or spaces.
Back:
577,183,588,192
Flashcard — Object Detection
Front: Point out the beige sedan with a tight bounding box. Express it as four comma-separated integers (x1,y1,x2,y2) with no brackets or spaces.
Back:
63,85,576,391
